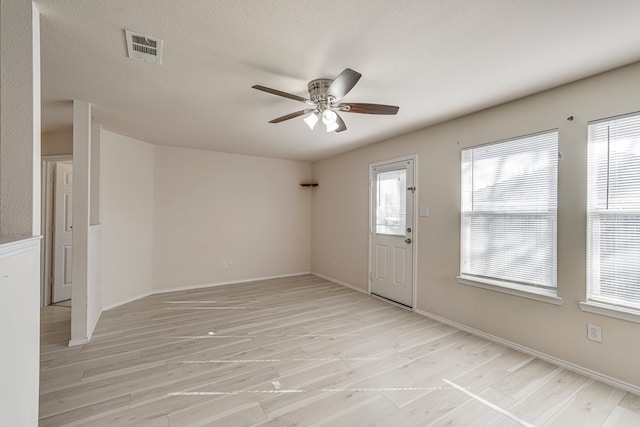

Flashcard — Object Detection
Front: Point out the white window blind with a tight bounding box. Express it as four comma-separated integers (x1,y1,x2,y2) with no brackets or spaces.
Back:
461,130,558,289
587,112,640,311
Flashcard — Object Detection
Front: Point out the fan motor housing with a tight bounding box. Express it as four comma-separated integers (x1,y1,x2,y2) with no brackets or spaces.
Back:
308,78,333,103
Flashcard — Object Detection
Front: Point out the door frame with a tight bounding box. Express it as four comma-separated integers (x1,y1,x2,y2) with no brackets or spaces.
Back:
40,154,73,307
368,154,418,309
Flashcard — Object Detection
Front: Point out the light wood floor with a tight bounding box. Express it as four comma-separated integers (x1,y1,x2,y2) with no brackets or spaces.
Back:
40,275,640,426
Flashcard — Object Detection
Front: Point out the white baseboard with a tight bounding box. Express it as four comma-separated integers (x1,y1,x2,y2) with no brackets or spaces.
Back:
311,272,368,295
68,337,89,347
101,292,152,312
414,308,640,396
151,271,312,295
85,313,100,344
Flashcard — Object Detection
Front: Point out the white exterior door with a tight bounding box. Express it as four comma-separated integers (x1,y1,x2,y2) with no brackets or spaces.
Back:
53,162,73,303
370,158,414,306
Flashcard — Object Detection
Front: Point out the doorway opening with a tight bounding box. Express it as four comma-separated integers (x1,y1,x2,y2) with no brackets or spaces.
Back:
41,156,73,307
369,156,417,308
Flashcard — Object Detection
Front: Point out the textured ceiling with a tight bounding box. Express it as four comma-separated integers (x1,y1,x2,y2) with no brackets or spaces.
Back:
36,0,640,161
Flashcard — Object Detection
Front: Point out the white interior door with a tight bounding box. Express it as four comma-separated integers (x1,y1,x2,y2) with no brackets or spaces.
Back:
370,159,414,306
53,162,73,303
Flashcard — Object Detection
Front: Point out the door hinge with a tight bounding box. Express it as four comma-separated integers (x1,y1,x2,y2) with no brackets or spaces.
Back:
407,186,416,193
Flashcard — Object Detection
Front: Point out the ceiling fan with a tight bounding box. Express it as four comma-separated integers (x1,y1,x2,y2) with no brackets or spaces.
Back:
252,68,399,133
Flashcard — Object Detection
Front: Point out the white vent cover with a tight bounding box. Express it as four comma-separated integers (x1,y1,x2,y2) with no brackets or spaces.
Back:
125,30,163,64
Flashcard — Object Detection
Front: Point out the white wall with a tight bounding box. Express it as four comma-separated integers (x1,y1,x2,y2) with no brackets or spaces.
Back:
100,129,155,308
311,61,640,389
70,100,92,344
87,225,102,336
0,239,41,427
153,146,312,291
88,126,102,334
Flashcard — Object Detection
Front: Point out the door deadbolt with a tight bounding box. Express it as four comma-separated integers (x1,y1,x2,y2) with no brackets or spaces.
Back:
406,227,412,233
405,238,412,244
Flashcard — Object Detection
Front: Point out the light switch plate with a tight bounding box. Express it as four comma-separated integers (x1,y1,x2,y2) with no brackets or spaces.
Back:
419,206,429,217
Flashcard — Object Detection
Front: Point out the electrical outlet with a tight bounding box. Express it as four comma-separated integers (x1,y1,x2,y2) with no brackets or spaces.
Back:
587,323,602,343
228,260,232,268
222,260,228,269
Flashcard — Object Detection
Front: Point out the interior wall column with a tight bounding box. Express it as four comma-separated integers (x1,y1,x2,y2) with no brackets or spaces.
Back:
87,123,102,335
70,100,91,345
90,123,101,225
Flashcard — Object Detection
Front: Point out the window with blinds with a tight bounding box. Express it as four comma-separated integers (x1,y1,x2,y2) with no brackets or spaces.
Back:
587,112,640,311
461,130,558,290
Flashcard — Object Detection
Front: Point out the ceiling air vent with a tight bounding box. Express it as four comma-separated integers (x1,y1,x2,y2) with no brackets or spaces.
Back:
125,30,163,64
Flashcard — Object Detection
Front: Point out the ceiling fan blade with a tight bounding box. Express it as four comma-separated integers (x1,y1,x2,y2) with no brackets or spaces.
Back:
342,103,399,115
334,113,347,132
327,68,362,101
252,85,310,103
268,110,308,123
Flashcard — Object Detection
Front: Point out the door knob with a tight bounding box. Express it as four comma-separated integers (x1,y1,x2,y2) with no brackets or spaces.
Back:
405,238,412,244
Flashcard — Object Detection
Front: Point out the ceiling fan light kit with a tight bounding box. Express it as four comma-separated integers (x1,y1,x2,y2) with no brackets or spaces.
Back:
303,112,319,130
252,68,399,133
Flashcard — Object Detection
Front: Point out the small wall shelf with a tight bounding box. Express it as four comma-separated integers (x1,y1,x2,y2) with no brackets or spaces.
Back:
299,183,319,187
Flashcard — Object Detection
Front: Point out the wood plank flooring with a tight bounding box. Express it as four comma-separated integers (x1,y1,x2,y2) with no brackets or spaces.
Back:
39,275,640,426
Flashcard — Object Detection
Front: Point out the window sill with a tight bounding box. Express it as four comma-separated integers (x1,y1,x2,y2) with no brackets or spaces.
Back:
456,275,563,306
579,301,640,324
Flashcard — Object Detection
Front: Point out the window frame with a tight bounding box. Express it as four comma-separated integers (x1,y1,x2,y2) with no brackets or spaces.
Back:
457,130,562,305
582,111,640,323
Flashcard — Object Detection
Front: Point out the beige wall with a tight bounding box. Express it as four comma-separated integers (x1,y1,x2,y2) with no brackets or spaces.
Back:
99,132,312,304
311,61,640,388
100,129,155,308
152,145,312,291
312,154,370,288
0,0,40,237
42,129,73,156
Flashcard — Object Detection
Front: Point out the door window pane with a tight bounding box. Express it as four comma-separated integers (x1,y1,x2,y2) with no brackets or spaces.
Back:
376,169,406,235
